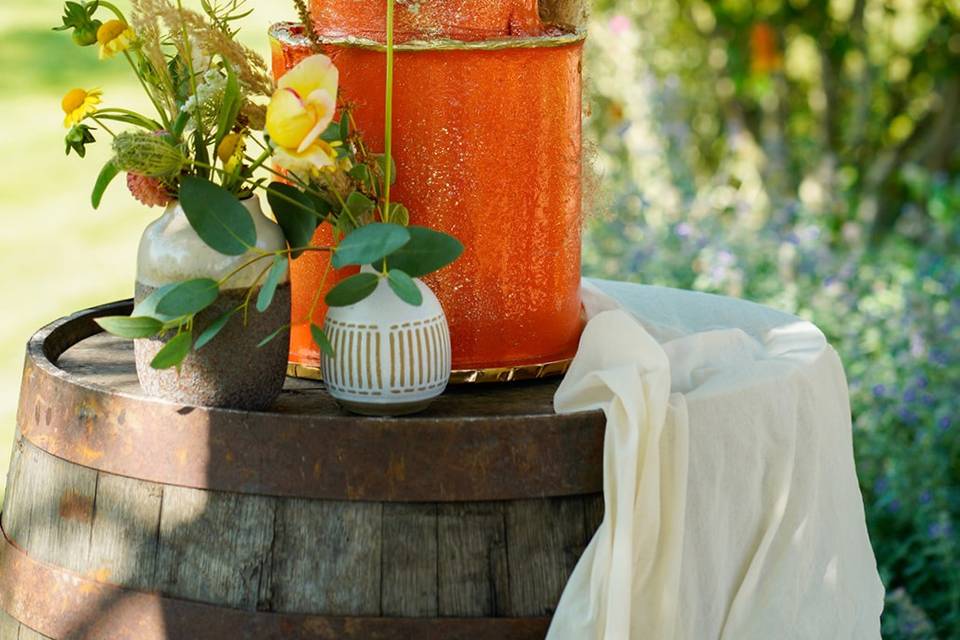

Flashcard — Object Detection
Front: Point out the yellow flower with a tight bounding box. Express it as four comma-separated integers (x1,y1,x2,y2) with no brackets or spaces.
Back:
217,133,246,173
97,20,135,60
266,54,339,173
273,139,338,177
61,88,102,128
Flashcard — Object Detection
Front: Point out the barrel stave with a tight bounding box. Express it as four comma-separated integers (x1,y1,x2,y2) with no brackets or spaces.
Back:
0,303,606,638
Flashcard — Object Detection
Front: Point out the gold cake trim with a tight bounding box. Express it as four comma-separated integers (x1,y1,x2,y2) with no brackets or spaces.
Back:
288,358,572,385
269,22,587,53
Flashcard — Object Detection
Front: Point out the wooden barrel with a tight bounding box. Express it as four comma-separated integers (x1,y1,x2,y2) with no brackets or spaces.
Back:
0,301,605,640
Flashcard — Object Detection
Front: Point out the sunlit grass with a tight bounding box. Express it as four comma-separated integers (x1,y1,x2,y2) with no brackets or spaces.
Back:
0,0,296,491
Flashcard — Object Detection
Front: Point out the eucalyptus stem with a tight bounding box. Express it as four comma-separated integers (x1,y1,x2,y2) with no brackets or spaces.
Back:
306,259,334,323
241,262,273,324
382,0,396,223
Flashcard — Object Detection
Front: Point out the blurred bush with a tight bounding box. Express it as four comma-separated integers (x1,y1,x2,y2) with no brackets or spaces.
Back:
582,0,959,637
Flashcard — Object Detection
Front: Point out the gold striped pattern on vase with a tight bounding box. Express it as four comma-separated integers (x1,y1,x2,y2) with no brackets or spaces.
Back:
321,314,450,397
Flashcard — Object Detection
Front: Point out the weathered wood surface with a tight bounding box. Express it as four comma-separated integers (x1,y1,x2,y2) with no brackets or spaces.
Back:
0,306,605,639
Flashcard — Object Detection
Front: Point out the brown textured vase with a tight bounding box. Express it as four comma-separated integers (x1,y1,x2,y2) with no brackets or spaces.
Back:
133,196,291,411
133,284,291,411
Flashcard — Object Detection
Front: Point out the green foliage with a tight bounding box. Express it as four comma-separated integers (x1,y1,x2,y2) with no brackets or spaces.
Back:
311,323,335,358
266,182,318,256
150,331,193,370
154,278,219,317
256,255,287,313
52,1,101,47
214,61,241,149
132,283,180,323
94,316,164,339
194,308,235,350
91,161,119,209
586,3,958,636
325,272,380,307
332,223,409,269
65,124,96,158
179,177,256,256
381,226,464,277
387,269,422,306
256,323,289,348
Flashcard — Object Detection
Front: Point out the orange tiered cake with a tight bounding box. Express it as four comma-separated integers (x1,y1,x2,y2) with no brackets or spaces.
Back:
272,0,585,381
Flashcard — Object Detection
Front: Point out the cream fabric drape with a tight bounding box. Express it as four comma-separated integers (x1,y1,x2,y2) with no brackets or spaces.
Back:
547,280,885,640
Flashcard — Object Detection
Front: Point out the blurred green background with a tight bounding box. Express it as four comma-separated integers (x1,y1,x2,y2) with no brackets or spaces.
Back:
1,0,958,638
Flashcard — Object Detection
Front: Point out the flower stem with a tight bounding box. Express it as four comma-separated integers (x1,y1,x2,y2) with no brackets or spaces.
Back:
122,50,171,130
91,116,116,137
95,0,127,22
382,0,396,224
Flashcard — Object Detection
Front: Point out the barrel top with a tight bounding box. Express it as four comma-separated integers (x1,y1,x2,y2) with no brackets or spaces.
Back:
17,301,604,502
60,334,564,420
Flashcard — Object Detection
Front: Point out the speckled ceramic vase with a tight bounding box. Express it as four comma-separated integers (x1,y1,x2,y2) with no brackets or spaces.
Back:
133,197,290,411
321,273,451,416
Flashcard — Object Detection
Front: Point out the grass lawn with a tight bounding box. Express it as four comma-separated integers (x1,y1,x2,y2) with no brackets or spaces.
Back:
0,0,295,495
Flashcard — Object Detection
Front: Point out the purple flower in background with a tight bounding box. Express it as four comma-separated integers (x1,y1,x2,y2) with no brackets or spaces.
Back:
872,384,886,398
919,490,932,505
874,477,890,494
898,407,918,424
928,522,953,539
675,222,693,238
921,393,935,407
903,388,917,403
915,375,928,389
937,416,951,432
609,14,632,35
888,499,902,513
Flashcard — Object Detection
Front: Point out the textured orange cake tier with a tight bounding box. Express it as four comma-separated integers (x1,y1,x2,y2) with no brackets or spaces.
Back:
309,0,544,42
272,24,584,372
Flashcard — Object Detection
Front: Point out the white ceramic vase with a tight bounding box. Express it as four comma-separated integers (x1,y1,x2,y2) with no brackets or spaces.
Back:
321,273,451,416
133,197,291,410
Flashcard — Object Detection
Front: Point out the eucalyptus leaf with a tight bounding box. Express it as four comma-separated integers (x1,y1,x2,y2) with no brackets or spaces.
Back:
91,161,119,209
379,226,464,277
332,223,409,269
155,278,219,317
194,308,235,350
133,283,180,323
179,176,257,256
311,323,335,358
150,331,193,370
257,324,290,348
256,255,288,312
267,182,318,257
325,272,380,307
387,269,422,306
95,315,164,339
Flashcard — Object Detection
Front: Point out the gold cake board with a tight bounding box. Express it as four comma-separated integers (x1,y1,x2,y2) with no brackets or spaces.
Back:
287,358,573,385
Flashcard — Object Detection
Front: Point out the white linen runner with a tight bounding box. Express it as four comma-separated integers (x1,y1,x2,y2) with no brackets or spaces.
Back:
547,281,884,640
